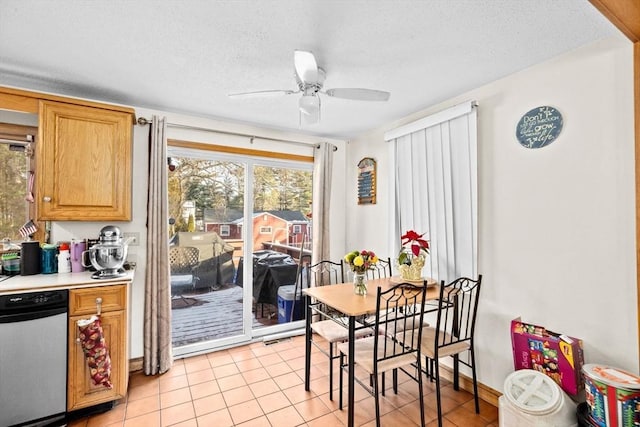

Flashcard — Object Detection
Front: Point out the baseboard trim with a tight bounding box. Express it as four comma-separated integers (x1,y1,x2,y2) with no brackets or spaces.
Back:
437,364,502,408
129,357,143,373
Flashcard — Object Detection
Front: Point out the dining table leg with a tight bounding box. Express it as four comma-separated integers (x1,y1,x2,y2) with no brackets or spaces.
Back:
347,315,355,427
304,294,312,391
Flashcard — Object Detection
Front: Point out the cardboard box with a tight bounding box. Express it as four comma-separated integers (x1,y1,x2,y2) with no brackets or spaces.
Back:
511,317,584,395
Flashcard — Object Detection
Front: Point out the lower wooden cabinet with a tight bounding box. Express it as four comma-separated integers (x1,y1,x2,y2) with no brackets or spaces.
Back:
67,284,129,412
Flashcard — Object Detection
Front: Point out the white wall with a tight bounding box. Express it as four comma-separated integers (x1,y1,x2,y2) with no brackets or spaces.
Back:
346,36,637,393
52,111,347,359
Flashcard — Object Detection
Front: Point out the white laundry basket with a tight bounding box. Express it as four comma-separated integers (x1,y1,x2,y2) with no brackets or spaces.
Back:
499,369,577,427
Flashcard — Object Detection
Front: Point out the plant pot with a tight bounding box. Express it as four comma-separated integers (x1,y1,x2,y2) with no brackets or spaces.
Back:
397,251,426,281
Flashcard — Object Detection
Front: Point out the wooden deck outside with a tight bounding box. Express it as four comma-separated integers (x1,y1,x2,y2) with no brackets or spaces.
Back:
171,284,280,348
171,245,305,349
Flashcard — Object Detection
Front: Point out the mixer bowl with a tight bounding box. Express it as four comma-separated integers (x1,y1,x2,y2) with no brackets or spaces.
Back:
88,243,128,277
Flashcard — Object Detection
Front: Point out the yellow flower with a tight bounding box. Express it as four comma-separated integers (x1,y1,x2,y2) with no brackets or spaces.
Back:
344,249,378,274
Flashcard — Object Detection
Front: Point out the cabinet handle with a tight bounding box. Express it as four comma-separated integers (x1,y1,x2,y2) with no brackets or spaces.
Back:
96,297,102,316
43,196,51,202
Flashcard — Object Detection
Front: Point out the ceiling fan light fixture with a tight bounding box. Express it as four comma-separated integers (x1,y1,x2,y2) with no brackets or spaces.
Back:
299,94,320,125
299,94,319,116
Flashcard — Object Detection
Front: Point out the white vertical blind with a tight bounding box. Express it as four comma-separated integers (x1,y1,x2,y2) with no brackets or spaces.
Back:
387,101,478,282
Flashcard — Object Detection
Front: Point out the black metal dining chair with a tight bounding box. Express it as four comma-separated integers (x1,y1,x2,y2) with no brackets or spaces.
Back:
298,255,373,401
416,275,483,427
366,256,392,280
337,281,429,427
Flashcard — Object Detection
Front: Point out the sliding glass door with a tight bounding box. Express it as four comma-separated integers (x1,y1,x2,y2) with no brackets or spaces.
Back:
167,145,312,356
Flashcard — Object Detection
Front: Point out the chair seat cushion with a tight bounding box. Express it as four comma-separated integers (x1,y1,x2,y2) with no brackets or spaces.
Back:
311,318,372,343
416,327,471,358
337,336,417,374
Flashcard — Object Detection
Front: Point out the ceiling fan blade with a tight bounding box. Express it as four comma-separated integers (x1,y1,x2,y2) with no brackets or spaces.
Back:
294,50,319,84
228,89,296,99
324,88,390,102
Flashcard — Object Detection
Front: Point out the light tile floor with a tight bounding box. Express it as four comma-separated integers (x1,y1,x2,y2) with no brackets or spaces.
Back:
68,334,498,427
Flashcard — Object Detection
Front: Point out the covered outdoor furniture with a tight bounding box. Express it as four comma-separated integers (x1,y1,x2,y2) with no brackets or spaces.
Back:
169,246,200,296
170,232,236,291
236,250,298,307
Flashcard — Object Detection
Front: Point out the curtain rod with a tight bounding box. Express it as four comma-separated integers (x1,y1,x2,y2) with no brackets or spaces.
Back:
136,117,337,151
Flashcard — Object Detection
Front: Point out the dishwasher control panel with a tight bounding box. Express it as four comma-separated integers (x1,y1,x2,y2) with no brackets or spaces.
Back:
0,289,68,315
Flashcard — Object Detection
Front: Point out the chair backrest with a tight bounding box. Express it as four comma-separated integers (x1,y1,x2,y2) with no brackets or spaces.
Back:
169,246,200,274
366,256,393,280
372,281,428,365
434,275,482,356
297,254,345,287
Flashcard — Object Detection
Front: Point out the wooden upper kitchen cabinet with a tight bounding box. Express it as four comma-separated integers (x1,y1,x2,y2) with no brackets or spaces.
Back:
67,284,129,412
37,100,133,221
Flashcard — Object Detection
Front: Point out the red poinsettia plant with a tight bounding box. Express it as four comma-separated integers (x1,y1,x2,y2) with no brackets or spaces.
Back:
398,230,429,265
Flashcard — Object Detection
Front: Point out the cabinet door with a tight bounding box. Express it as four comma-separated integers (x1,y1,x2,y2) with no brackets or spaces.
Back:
38,100,132,220
67,309,128,411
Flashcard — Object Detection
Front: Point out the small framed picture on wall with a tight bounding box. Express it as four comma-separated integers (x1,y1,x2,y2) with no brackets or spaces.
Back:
357,157,376,205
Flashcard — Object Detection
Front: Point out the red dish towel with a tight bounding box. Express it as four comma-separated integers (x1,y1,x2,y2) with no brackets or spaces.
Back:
77,315,113,389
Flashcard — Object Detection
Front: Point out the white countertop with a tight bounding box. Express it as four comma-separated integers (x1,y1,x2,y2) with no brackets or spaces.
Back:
0,269,135,294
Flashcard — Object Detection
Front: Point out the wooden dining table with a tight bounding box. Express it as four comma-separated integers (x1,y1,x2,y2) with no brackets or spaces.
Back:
303,276,439,427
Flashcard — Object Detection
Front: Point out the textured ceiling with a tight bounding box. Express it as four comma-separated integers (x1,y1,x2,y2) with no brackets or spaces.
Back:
0,1,619,139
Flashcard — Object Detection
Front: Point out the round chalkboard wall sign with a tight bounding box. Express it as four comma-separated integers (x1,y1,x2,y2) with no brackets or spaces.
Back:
515,106,563,149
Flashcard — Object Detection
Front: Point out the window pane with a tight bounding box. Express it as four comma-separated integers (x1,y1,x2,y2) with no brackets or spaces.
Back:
168,157,245,346
168,158,245,234
167,150,313,350
253,165,312,252
0,144,29,241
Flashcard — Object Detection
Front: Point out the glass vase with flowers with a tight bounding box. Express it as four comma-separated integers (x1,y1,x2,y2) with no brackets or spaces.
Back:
397,230,429,281
344,250,379,295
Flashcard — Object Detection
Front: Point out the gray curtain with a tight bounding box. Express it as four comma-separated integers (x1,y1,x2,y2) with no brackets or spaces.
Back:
143,115,173,374
311,142,335,272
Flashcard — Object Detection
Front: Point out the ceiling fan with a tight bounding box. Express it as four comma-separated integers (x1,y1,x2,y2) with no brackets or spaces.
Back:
228,50,390,125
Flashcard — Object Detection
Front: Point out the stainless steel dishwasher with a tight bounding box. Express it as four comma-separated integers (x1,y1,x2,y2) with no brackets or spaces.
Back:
0,289,68,427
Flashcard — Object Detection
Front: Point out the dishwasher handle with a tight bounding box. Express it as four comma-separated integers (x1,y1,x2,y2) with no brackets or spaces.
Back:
0,307,67,324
